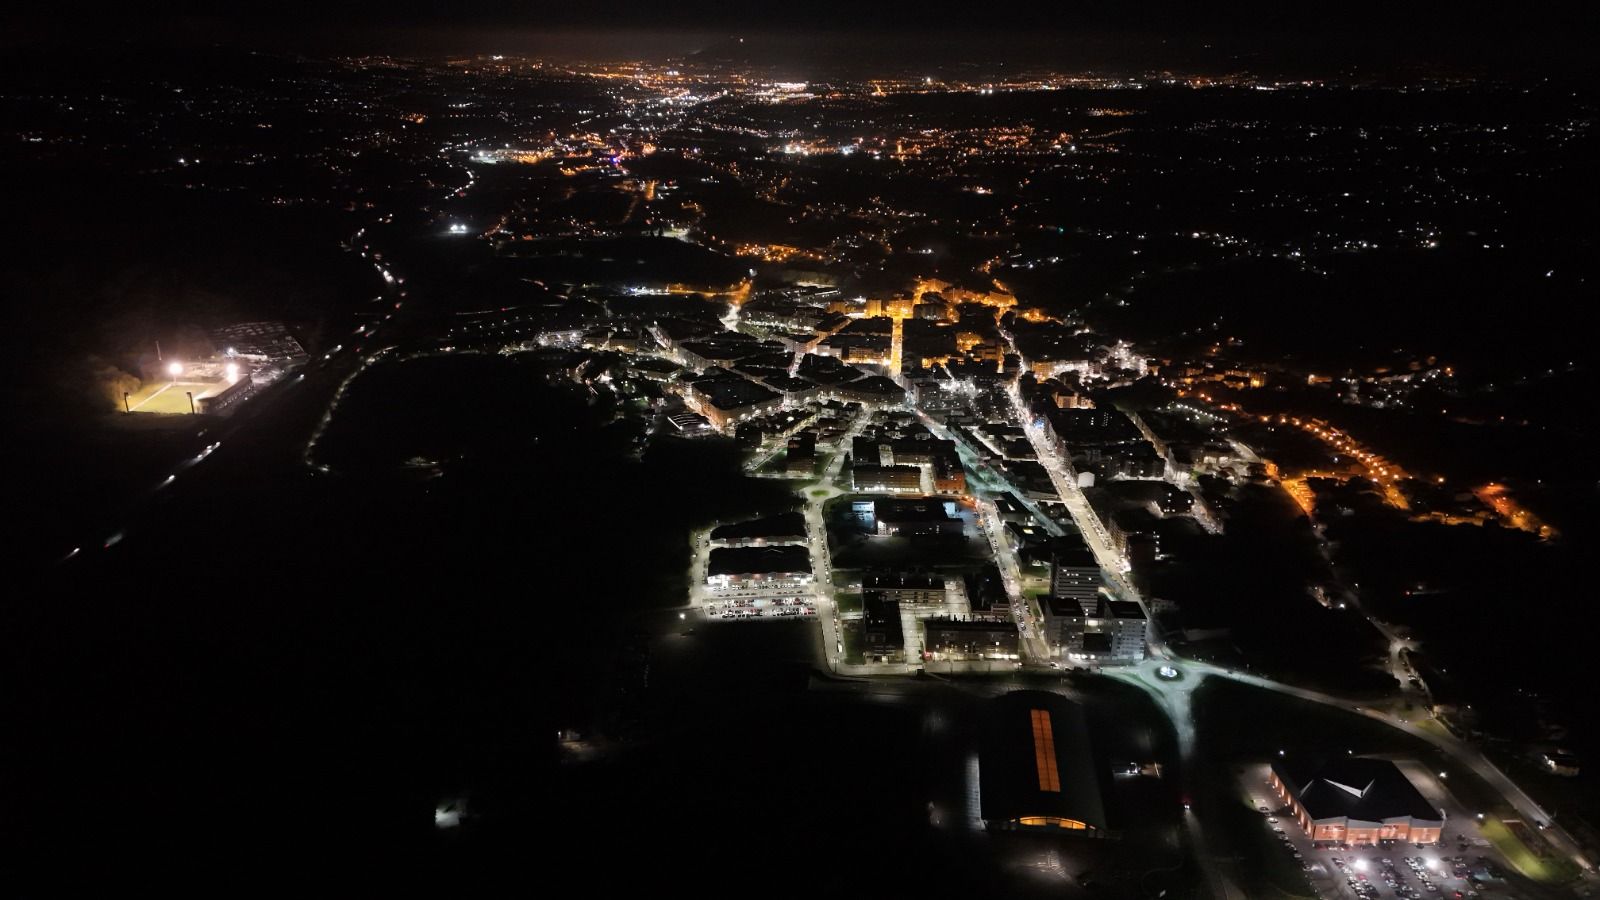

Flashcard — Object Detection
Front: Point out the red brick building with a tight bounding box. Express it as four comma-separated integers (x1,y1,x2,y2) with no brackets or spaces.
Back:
1269,757,1443,846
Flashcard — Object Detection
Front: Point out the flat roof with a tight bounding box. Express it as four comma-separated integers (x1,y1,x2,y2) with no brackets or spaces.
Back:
863,573,943,591
1103,599,1146,620
853,464,919,477
873,499,957,523
1044,596,1090,618
1052,543,1098,569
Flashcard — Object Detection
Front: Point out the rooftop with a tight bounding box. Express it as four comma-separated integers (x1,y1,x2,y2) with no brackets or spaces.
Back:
1272,757,1443,825
710,512,808,542
707,545,812,576
979,691,1107,834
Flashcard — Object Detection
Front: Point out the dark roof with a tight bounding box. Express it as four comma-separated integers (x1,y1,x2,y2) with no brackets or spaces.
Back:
710,512,807,542
1052,543,1098,569
1103,599,1146,620
1044,596,1090,618
707,546,812,577
979,691,1107,832
963,565,1009,612
873,499,957,524
853,464,919,479
863,573,942,591
694,377,780,411
761,375,816,393
861,592,904,649
1081,632,1113,653
1272,757,1443,825
846,375,906,397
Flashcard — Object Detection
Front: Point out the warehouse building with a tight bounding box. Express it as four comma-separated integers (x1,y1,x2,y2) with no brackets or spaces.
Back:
979,691,1108,836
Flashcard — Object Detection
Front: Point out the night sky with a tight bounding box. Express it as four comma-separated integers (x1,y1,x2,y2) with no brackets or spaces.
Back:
6,1,1596,72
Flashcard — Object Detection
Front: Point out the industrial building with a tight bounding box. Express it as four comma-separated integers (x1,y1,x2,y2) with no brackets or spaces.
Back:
870,498,963,536
978,692,1108,835
709,512,809,547
706,546,813,589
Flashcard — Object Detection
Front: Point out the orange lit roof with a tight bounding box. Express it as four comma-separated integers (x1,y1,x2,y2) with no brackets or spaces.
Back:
1031,708,1062,792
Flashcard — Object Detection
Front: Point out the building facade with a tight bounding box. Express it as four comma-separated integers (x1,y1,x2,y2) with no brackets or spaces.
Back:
1269,758,1444,847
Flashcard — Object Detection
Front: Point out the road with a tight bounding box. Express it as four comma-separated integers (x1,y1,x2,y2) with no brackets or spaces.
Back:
1000,378,1174,659
1112,658,1597,891
806,410,870,672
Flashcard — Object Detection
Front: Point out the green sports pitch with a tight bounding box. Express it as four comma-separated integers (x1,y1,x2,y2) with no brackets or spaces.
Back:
125,381,219,414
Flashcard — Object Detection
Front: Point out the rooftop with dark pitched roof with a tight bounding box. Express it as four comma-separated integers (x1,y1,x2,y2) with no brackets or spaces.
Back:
1272,757,1442,825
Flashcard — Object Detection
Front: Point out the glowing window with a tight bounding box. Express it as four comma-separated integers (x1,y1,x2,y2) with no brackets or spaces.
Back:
1018,816,1087,829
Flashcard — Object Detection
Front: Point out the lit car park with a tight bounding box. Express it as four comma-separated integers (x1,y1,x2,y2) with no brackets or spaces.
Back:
702,596,818,621
1246,764,1518,900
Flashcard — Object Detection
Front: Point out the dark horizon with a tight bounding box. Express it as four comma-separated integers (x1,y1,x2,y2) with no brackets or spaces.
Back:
7,2,1599,76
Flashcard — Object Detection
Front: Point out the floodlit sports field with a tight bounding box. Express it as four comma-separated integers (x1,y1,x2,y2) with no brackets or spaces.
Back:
125,381,219,414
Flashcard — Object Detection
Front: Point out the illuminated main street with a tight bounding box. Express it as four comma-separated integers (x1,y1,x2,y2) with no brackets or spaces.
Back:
990,322,1594,889
806,409,881,674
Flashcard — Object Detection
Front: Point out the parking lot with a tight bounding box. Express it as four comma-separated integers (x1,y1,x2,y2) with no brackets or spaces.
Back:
702,595,817,621
1242,762,1529,900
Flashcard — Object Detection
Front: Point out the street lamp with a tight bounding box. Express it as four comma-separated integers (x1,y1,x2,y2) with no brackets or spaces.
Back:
167,360,183,379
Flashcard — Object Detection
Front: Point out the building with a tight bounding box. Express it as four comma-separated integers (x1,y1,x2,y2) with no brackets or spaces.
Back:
852,464,922,493
871,498,963,536
1268,757,1444,847
194,375,257,416
710,512,808,548
785,432,818,476
1050,543,1104,605
923,616,1020,661
964,565,1012,619
862,573,944,605
1041,596,1148,662
706,546,813,589
666,411,713,434
681,368,785,430
978,691,1108,835
992,492,1031,523
209,320,308,362
932,455,967,494
861,592,905,663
